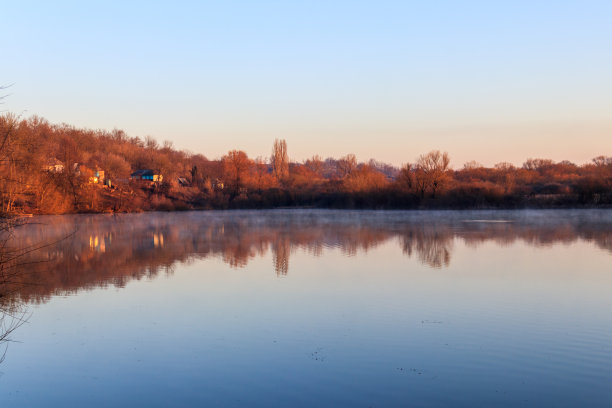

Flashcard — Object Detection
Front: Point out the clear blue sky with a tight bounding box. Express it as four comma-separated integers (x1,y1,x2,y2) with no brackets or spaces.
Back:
3,0,611,166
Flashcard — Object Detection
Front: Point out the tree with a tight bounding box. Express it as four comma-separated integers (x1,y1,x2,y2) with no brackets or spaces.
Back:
144,135,159,150
396,164,414,191
462,160,482,170
101,153,131,180
222,150,251,193
271,139,289,182
343,164,388,192
0,84,13,113
494,162,515,171
251,157,275,192
338,154,357,178
190,165,198,184
0,114,20,213
592,156,612,167
0,87,29,360
414,150,451,198
523,158,554,173
492,162,517,193
304,155,324,177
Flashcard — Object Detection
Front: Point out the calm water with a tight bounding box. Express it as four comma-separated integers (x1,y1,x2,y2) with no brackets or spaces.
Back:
1,210,611,407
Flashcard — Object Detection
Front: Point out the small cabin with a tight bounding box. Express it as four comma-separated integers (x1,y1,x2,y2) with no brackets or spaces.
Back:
88,167,105,184
44,158,65,173
72,163,106,184
94,169,105,183
130,169,163,182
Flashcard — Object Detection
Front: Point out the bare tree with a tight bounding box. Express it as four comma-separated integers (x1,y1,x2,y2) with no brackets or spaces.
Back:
0,114,19,213
0,84,13,113
271,139,289,182
222,150,251,192
338,154,357,178
592,156,612,167
0,219,28,362
144,135,159,150
397,163,414,191
414,150,451,198
0,216,76,363
304,155,324,176
252,156,272,192
522,158,554,173
462,160,482,170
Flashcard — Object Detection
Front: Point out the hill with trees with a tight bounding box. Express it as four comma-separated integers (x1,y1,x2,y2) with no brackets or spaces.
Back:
0,114,610,214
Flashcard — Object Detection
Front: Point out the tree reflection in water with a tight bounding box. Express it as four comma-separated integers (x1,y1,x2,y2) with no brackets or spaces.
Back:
0,218,30,364
2,210,611,305
272,236,290,276
399,226,454,268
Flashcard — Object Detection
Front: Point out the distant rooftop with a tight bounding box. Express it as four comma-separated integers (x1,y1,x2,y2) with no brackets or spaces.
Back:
131,169,156,177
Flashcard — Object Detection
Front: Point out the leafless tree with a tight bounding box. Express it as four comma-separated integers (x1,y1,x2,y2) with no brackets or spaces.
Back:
223,150,251,192
0,83,13,112
304,155,324,176
0,211,29,364
397,163,414,191
462,160,482,170
271,139,289,182
0,88,29,361
338,154,357,178
414,150,451,198
592,156,612,167
523,158,554,172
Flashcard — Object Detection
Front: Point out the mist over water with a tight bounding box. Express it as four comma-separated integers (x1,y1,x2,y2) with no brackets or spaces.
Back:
1,210,611,407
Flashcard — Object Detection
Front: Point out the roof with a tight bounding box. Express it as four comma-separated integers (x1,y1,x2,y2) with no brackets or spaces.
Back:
47,158,64,166
131,169,156,177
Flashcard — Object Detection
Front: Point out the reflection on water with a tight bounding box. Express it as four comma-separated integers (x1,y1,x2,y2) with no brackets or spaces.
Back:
1,210,612,407
2,209,611,304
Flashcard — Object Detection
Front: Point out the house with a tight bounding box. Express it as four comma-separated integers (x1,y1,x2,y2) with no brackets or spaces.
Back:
44,158,65,173
130,169,163,182
93,168,105,184
74,164,106,184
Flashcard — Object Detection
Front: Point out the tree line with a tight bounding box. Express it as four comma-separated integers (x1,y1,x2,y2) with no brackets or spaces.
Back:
0,113,610,214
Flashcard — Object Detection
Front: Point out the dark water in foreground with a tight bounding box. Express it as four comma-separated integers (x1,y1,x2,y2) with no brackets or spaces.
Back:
1,210,611,407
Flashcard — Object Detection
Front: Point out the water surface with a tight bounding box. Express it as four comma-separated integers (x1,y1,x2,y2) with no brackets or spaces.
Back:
1,210,611,407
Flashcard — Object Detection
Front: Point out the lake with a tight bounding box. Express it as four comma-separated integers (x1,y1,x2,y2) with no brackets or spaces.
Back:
1,210,611,407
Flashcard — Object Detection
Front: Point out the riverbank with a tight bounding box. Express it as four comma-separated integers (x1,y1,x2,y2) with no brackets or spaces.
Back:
7,187,612,216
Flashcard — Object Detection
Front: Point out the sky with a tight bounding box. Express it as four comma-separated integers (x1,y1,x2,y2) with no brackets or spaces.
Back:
2,0,611,167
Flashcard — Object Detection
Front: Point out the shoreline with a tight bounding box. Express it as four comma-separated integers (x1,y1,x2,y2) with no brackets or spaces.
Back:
9,205,612,218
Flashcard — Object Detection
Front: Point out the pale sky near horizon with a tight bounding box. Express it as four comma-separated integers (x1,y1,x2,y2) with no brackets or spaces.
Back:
3,1,611,167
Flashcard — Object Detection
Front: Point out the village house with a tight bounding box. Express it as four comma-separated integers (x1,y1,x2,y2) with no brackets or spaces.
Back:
43,158,65,173
73,163,107,185
130,169,163,182
91,168,105,184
